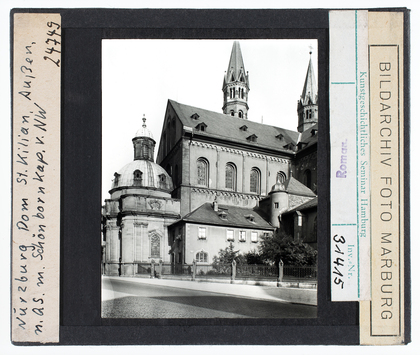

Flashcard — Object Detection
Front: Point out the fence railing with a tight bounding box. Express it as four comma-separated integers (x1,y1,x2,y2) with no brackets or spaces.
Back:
283,266,317,280
104,261,317,282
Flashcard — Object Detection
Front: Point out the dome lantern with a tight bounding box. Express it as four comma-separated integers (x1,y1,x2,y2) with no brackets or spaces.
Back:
133,114,156,162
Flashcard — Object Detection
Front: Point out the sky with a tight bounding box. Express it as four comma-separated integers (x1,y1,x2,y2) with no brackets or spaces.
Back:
102,39,318,199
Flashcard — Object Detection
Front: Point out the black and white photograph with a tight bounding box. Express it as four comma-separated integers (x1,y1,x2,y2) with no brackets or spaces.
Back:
101,39,319,319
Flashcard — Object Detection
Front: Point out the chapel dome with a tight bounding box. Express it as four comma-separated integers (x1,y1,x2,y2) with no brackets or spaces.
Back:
111,159,173,192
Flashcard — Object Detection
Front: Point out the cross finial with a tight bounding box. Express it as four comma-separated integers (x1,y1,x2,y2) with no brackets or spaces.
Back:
309,45,313,55
142,114,146,128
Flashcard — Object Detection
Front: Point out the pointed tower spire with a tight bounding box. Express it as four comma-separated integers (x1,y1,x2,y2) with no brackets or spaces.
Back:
222,41,250,119
297,51,318,133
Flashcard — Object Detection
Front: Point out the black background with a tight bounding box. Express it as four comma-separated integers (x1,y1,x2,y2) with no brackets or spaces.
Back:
11,8,410,345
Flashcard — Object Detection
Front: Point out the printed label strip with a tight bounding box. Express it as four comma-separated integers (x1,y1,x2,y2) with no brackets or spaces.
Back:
329,10,371,302
360,11,405,345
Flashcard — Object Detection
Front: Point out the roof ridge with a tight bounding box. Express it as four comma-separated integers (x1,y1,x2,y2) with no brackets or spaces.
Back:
168,99,301,139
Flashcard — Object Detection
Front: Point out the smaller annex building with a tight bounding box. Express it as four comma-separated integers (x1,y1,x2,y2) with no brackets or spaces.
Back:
168,200,275,272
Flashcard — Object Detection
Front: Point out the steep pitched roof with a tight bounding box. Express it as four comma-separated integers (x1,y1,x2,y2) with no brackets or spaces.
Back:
168,99,300,152
171,203,275,230
300,54,318,105
283,196,318,214
283,177,316,197
223,41,249,88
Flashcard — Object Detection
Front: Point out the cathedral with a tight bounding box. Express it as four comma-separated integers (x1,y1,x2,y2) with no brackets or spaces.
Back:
102,41,318,276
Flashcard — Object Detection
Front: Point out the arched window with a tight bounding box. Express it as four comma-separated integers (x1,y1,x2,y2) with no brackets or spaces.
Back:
165,164,172,176
162,132,167,154
230,110,234,116
276,171,287,183
142,142,150,159
250,168,261,194
238,110,243,118
174,165,179,186
225,163,237,191
133,170,142,186
304,169,312,189
197,158,209,187
166,121,171,153
196,251,208,263
172,118,176,139
150,234,161,258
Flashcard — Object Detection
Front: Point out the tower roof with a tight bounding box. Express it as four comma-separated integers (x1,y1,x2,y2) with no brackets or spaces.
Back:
223,41,249,87
135,114,154,140
300,54,317,105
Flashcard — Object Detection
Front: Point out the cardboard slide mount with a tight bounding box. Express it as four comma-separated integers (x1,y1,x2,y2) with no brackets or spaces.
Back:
10,8,411,345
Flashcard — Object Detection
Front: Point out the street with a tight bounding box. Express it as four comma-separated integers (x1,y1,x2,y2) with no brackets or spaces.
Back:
102,277,317,318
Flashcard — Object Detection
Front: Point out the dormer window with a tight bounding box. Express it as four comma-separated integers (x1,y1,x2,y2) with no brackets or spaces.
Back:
113,172,120,186
276,134,284,140
240,125,248,132
218,211,228,220
247,134,258,142
284,143,295,150
191,113,200,120
311,128,318,136
245,214,255,223
298,142,308,150
195,122,207,132
133,170,143,186
158,174,167,189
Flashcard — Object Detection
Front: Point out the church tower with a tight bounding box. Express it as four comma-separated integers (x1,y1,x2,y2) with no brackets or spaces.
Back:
222,41,250,119
297,51,318,133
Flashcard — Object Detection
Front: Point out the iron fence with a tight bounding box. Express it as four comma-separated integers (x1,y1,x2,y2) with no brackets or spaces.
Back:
283,265,317,280
104,261,317,282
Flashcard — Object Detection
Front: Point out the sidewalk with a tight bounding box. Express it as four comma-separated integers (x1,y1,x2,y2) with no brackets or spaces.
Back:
103,275,317,306
162,274,317,289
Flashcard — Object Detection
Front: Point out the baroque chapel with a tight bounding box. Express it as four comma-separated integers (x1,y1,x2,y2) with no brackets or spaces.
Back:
102,41,318,276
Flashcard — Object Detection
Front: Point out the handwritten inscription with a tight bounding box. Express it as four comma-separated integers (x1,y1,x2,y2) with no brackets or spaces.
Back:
332,234,346,289
44,22,61,67
12,14,61,343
